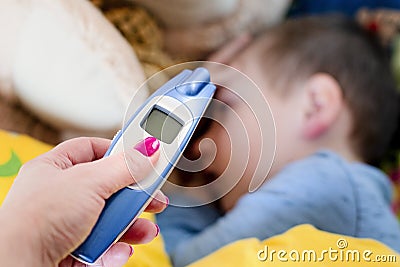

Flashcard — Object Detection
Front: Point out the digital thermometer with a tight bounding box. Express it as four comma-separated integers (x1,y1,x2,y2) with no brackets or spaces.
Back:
72,67,216,264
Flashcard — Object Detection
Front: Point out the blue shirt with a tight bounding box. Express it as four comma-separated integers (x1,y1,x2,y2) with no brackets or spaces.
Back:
156,151,400,267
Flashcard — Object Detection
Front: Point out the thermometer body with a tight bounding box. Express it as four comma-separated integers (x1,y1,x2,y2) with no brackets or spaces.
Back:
72,67,216,264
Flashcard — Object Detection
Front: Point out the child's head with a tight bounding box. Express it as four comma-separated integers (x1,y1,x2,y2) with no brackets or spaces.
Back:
253,15,399,164
195,15,400,210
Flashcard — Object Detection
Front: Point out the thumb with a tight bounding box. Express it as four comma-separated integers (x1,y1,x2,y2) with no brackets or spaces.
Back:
71,137,160,199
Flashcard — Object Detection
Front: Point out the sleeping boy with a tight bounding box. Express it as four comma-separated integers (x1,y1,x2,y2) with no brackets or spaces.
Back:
156,15,400,267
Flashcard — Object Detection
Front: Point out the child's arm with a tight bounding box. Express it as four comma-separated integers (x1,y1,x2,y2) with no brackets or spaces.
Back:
163,152,359,267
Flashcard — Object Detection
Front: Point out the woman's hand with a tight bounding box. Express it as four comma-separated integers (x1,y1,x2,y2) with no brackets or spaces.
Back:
0,137,167,267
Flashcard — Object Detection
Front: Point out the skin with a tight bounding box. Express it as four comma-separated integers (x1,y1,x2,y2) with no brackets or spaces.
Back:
0,137,167,267
197,34,360,211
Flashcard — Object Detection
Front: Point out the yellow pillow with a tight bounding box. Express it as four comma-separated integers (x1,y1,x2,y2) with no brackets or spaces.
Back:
0,130,52,203
0,130,398,267
189,224,399,267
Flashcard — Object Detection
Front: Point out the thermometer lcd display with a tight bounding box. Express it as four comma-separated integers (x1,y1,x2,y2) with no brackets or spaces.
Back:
142,107,183,143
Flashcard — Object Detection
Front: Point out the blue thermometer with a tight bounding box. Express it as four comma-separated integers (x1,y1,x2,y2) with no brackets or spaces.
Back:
71,67,216,264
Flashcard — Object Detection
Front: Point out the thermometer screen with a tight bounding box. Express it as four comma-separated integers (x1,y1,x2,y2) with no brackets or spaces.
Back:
142,107,183,143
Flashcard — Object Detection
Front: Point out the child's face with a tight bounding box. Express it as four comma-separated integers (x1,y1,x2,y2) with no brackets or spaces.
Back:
195,41,307,211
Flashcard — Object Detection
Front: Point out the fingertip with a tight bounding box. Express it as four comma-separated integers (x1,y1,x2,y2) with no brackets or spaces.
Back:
145,191,168,213
137,138,160,167
120,218,159,244
148,148,160,166
133,137,160,157
101,242,132,267
155,224,160,237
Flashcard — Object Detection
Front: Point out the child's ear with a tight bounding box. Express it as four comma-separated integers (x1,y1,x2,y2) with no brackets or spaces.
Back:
301,73,344,139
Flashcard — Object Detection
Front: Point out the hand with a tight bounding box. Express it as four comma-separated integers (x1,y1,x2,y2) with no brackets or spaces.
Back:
0,137,167,267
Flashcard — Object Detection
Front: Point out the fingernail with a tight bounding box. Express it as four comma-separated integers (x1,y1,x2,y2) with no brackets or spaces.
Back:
155,224,160,237
165,196,169,207
129,245,134,257
134,137,160,157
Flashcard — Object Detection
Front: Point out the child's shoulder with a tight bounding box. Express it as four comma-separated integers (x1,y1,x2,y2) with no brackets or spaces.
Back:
273,150,352,183
286,149,354,171
281,149,388,182
262,150,392,202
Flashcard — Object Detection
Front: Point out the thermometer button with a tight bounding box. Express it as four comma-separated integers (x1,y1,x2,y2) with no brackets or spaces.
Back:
177,67,210,96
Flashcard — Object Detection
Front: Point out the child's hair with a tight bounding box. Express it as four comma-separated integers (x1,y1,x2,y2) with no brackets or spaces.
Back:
258,14,400,165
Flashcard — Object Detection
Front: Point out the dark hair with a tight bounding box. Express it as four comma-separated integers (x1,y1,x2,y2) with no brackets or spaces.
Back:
258,14,400,165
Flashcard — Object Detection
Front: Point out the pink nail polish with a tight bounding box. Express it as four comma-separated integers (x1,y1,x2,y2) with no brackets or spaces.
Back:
165,196,169,206
155,224,160,237
134,137,160,157
129,245,134,257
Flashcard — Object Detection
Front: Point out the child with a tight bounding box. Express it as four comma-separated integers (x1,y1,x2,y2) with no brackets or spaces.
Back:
156,15,400,267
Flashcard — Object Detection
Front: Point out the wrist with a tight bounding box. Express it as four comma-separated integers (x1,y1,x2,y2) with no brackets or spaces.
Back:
0,207,51,266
